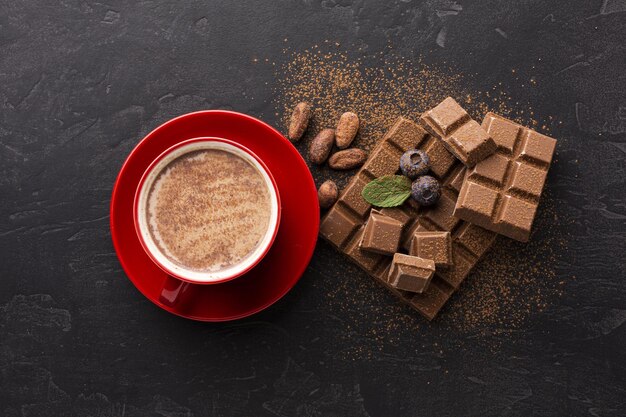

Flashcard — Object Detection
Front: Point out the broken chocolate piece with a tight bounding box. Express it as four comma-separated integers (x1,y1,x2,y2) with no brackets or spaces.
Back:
388,254,435,293
409,231,452,268
420,97,497,167
359,210,403,255
454,112,557,242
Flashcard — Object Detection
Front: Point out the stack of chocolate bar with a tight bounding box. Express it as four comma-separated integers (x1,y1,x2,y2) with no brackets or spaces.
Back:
320,97,556,320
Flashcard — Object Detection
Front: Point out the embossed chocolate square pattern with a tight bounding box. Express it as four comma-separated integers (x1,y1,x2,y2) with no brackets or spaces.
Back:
420,97,497,167
319,116,497,320
454,113,557,242
388,254,435,293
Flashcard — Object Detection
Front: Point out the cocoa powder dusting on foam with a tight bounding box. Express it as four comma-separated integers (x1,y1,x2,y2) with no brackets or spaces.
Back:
147,150,271,272
271,46,568,354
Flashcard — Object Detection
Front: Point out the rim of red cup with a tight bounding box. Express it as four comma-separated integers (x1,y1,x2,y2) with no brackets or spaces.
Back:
132,137,282,285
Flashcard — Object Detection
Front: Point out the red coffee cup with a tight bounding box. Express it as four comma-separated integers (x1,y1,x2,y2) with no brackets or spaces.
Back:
133,138,281,303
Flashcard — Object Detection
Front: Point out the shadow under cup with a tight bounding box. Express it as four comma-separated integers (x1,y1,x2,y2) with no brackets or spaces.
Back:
133,138,281,302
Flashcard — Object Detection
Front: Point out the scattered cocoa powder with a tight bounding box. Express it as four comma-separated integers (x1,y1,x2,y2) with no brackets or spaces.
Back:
268,44,566,355
272,47,552,192
274,49,544,153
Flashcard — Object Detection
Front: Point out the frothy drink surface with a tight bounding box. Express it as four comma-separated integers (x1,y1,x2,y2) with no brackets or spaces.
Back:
146,149,272,272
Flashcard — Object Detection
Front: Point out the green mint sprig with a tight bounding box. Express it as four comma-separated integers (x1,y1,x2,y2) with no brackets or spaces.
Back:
361,175,411,207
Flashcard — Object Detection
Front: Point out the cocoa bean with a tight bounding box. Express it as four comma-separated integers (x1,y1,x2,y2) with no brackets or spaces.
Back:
328,148,367,170
335,112,359,149
288,102,312,142
318,180,338,210
308,128,335,164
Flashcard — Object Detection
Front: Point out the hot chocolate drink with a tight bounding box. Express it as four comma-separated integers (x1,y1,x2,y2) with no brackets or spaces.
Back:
145,148,273,273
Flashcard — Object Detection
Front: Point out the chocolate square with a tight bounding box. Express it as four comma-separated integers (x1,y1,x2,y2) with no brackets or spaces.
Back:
496,195,536,241
359,210,403,255
507,161,548,198
364,144,403,178
319,205,359,249
409,281,453,317
448,120,495,165
420,97,497,166
456,181,499,224
420,193,461,231
409,231,452,268
454,223,496,258
340,173,371,218
421,97,470,135
487,116,519,153
468,153,509,186
422,136,458,178
388,254,435,293
519,130,557,165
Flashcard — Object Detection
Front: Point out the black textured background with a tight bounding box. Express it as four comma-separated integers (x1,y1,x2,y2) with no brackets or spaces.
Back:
1,1,625,416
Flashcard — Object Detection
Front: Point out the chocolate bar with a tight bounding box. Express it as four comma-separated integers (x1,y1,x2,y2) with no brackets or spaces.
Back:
420,97,496,167
409,231,452,268
454,113,557,242
359,210,403,255
319,117,497,320
388,254,434,293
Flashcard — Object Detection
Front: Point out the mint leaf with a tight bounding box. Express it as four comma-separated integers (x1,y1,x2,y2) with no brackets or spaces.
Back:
361,175,411,207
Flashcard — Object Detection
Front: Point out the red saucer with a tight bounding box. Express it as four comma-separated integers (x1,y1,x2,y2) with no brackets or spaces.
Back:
110,110,319,321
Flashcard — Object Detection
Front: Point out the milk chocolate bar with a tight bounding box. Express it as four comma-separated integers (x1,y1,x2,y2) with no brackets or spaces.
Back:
359,210,403,255
454,113,557,242
420,97,497,167
388,254,435,293
409,231,452,268
319,117,497,320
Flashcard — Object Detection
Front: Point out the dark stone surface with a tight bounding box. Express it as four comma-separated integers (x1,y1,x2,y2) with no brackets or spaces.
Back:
1,1,625,416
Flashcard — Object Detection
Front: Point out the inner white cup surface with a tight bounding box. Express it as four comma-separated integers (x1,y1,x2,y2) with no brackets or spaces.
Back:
135,139,280,284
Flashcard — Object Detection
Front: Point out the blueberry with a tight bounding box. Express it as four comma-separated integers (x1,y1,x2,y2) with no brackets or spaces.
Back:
399,150,430,179
411,175,441,206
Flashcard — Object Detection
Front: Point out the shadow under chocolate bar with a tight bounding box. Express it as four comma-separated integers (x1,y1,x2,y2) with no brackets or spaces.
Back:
319,117,497,320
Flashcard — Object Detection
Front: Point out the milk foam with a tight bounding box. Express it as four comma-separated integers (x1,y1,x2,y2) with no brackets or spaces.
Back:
145,149,273,273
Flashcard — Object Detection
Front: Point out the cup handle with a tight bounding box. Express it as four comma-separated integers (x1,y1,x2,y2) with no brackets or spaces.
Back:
159,275,192,307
